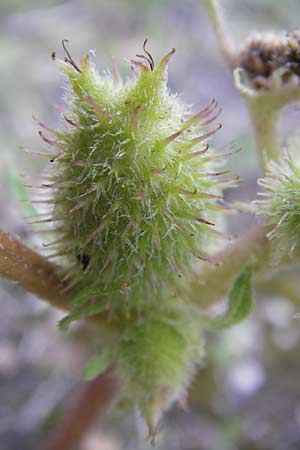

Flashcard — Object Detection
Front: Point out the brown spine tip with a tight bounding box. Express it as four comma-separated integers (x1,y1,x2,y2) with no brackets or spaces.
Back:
82,95,109,120
143,38,155,69
159,48,176,68
111,55,120,83
70,160,86,167
63,115,78,127
181,144,209,161
194,216,215,226
206,170,230,177
22,148,56,158
128,58,150,72
164,129,183,144
38,130,62,148
187,98,217,125
177,187,197,196
177,188,222,199
191,123,222,146
81,53,90,66
62,39,82,73
33,115,58,135
132,105,144,128
200,106,223,128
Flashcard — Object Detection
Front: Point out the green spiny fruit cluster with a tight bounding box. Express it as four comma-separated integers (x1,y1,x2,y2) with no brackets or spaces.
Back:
33,40,230,438
117,304,204,439
256,144,300,258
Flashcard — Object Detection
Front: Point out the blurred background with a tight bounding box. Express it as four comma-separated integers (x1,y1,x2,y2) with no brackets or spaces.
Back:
2,0,300,449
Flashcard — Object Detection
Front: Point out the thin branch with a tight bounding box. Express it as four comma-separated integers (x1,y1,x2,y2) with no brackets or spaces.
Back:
41,367,119,450
247,99,280,172
203,1,283,173
203,0,237,67
0,229,118,332
186,224,271,308
2,225,298,316
0,231,120,450
257,267,300,306
234,69,300,171
0,230,69,309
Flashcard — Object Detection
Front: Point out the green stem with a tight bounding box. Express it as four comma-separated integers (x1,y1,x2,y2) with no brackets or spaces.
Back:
185,224,270,308
0,229,68,309
0,229,119,333
247,97,280,172
41,367,119,450
203,0,236,67
1,226,298,326
234,68,300,172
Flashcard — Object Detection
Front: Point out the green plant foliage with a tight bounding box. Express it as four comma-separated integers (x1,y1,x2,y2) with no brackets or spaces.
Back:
5,161,37,218
116,303,204,439
256,147,300,258
201,262,253,329
81,351,112,380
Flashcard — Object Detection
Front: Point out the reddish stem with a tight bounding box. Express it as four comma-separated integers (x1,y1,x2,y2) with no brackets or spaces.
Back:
41,367,119,450
0,230,68,308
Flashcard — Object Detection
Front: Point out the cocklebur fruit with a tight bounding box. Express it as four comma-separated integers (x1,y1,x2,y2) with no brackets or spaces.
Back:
255,142,300,258
116,303,203,441
33,40,232,437
37,40,227,321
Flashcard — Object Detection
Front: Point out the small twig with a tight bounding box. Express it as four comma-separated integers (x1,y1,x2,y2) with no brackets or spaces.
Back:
41,367,119,450
203,0,237,67
235,69,300,170
2,226,299,317
257,267,300,306
62,39,82,73
247,98,280,171
0,229,118,332
0,230,69,309
203,1,281,172
186,224,271,308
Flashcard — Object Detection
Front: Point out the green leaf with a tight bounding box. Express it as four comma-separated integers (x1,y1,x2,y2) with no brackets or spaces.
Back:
58,302,109,331
5,161,37,217
69,288,106,308
81,351,112,380
201,262,254,329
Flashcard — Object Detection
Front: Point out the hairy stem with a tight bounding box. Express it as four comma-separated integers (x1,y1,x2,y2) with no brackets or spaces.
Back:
0,230,69,309
239,87,300,172
0,226,281,315
203,0,236,67
234,68,300,172
41,367,119,450
186,224,271,308
0,229,119,333
0,231,120,449
248,99,280,171
257,267,300,306
2,226,298,325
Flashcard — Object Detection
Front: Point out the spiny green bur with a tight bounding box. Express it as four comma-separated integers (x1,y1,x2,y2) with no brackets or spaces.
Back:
256,145,300,258
36,41,227,438
118,306,204,439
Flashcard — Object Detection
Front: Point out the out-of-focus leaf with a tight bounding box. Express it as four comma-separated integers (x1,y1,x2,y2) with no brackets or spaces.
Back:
201,262,253,329
81,351,112,380
58,302,109,331
5,161,37,217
